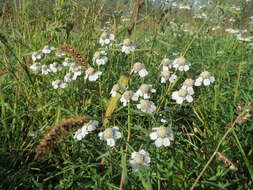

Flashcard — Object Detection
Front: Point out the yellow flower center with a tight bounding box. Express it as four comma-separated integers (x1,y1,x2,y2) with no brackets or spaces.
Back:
100,32,108,39
201,71,210,79
176,56,186,66
157,127,167,138
133,62,143,71
183,79,194,87
86,67,95,75
140,84,151,94
133,153,144,165
93,52,101,59
140,100,149,110
123,39,131,46
104,128,113,139
178,89,187,97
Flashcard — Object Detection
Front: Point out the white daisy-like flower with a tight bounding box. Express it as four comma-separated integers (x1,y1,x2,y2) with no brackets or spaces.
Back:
110,84,126,97
120,90,138,106
171,88,194,104
84,67,102,81
195,71,215,86
129,150,151,171
135,84,156,99
137,99,156,113
64,73,73,83
98,127,122,147
30,62,41,71
160,70,177,83
131,62,148,78
150,127,174,147
51,80,66,89
41,65,50,75
49,62,62,73
71,65,83,80
42,45,55,54
32,52,43,62
161,58,173,71
62,58,75,67
93,51,108,66
122,39,135,54
99,32,115,46
172,56,191,71
73,120,99,141
182,78,194,94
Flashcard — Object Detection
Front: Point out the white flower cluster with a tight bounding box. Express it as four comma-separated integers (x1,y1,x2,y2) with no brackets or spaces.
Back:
30,45,103,89
160,58,177,83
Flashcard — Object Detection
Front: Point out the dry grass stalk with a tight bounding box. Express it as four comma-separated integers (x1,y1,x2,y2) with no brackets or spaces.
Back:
216,152,238,172
34,116,90,159
57,44,87,67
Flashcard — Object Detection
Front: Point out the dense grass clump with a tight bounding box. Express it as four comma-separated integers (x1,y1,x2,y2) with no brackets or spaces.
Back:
1,0,253,189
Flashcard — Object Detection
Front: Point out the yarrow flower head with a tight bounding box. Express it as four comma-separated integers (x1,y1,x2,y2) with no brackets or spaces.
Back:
42,45,55,54
160,70,177,83
120,90,138,106
161,58,173,71
110,84,126,97
195,71,215,86
122,39,135,54
69,63,83,80
182,78,194,94
150,127,174,147
135,84,156,99
172,56,191,71
62,58,75,67
172,88,194,104
73,120,99,141
129,150,151,171
93,51,108,66
131,62,148,78
41,65,50,75
32,51,43,62
98,127,121,147
49,62,62,73
51,80,66,89
30,62,41,71
99,31,115,46
137,99,156,113
84,67,102,81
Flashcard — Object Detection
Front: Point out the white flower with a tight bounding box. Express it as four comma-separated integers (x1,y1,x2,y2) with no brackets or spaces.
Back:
150,127,174,147
41,65,50,75
64,73,73,82
137,99,156,113
63,58,75,67
195,71,215,86
172,56,191,71
171,88,194,104
93,51,108,66
160,70,177,83
110,84,126,97
84,67,102,81
161,58,173,71
30,63,41,71
73,120,99,141
131,62,148,78
51,80,66,89
182,78,194,94
122,39,135,54
129,150,151,171
42,45,55,54
99,32,115,46
98,127,121,147
49,62,62,73
135,84,156,100
32,52,43,61
120,90,138,106
71,65,83,80
161,118,167,123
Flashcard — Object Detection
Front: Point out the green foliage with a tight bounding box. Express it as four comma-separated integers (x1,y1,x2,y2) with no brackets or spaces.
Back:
0,0,253,189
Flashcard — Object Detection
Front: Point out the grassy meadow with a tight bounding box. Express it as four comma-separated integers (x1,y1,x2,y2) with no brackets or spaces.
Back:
1,0,253,189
